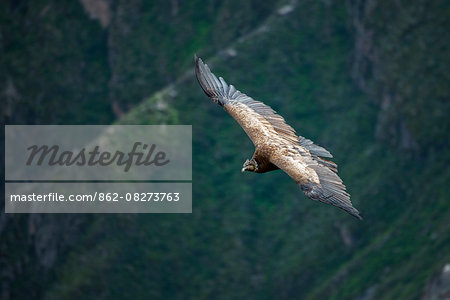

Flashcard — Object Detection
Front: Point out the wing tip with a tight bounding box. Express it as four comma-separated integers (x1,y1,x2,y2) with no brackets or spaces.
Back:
194,54,203,77
193,55,212,98
302,182,363,220
331,196,363,221
350,208,363,221
328,199,363,221
194,54,201,67
339,200,363,220
194,56,227,106
193,55,206,77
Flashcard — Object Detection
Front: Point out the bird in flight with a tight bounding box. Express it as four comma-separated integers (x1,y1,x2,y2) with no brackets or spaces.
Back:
194,56,362,220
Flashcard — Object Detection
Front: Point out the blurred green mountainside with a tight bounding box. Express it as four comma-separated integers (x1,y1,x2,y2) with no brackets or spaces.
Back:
1,0,449,299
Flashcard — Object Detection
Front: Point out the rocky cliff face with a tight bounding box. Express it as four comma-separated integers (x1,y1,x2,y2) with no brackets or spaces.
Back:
1,0,448,299
350,0,448,152
1,1,279,299
422,264,450,300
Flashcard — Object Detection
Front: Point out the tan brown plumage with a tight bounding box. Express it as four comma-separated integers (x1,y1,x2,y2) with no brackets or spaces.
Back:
194,56,362,220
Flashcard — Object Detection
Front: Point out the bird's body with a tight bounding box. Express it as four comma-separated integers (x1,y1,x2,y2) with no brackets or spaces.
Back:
194,56,362,220
251,146,279,173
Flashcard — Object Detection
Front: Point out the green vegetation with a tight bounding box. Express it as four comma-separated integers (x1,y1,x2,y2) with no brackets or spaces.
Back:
1,0,449,299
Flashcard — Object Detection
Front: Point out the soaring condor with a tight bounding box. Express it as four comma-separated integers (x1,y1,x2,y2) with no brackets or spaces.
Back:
194,56,362,220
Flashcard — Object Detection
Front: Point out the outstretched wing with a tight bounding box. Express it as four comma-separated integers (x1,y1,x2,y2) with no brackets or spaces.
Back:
271,145,362,220
195,56,299,147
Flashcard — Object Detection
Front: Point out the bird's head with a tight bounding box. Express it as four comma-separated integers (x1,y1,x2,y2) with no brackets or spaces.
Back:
241,159,258,173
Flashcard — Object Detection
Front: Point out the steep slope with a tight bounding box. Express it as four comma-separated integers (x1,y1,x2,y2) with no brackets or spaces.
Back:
1,0,448,299
117,1,450,299
0,1,280,299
